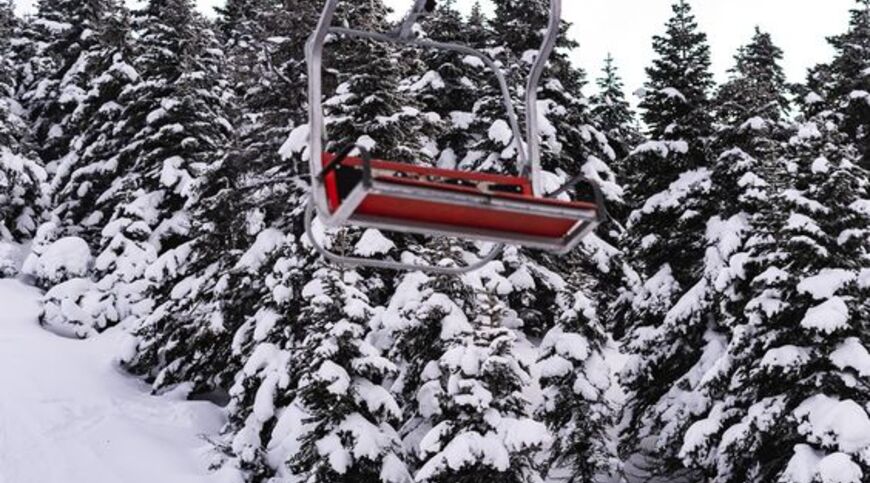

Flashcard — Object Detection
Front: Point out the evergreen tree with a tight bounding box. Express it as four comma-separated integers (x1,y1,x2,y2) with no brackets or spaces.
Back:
805,0,869,168
124,0,314,394
591,54,642,164
0,0,46,245
126,1,410,479
289,265,411,483
32,3,143,336
408,283,550,483
617,2,718,479
87,0,233,332
413,0,487,168
638,0,714,141
624,0,714,206
616,0,715,333
618,28,793,482
538,288,617,481
709,25,790,261
326,2,430,163
50,2,137,244
678,111,870,483
18,0,109,172
715,28,789,129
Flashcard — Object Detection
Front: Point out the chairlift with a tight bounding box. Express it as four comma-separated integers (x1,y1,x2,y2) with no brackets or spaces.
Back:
305,0,605,275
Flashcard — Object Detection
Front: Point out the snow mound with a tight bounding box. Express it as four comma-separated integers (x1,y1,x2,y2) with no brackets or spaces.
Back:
354,229,395,257
830,338,870,377
797,269,856,300
793,394,870,454
279,124,310,160
0,241,23,277
800,297,850,334
0,279,226,483
760,345,811,371
236,229,285,272
488,119,514,146
41,278,106,338
23,236,92,287
660,87,687,102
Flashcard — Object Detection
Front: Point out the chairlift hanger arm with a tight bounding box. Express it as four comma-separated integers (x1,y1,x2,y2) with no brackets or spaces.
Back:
301,0,592,273
306,0,563,220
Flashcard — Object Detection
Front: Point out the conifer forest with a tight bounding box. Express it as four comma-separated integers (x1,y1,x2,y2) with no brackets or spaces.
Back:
0,0,868,482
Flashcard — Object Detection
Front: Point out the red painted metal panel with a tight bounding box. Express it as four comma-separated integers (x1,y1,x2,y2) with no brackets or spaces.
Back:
320,152,596,240
358,194,578,238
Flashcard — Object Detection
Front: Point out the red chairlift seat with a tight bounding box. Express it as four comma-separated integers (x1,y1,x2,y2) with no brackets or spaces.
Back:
306,0,598,273
320,151,603,254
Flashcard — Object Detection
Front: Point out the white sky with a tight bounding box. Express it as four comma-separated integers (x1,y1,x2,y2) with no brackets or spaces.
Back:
15,0,857,97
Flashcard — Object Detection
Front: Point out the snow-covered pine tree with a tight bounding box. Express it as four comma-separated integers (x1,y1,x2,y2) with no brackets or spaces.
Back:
622,0,714,207
677,110,870,483
0,0,46,249
623,27,792,482
537,284,617,481
124,0,318,400
84,0,232,333
406,279,550,483
715,28,789,131
805,0,869,169
590,53,641,227
591,54,642,166
617,1,718,479
412,0,486,169
32,3,143,335
289,264,411,483
450,6,625,480
707,25,790,298
326,1,430,163
136,1,416,479
50,2,137,244
17,0,109,174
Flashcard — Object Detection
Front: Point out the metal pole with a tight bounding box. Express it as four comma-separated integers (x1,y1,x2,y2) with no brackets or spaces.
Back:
524,0,562,196
398,0,429,39
306,0,341,218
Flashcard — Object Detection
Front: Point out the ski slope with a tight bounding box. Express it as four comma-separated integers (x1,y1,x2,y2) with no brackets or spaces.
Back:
0,278,228,483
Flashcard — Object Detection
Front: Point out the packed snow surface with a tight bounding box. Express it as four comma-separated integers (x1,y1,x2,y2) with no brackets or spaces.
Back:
0,279,229,483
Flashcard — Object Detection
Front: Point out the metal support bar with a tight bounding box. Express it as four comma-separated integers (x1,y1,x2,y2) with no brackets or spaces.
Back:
525,0,562,196
546,173,609,225
317,143,362,182
397,0,430,40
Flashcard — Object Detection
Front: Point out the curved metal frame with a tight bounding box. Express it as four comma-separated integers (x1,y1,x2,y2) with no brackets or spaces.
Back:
305,195,505,275
305,0,564,273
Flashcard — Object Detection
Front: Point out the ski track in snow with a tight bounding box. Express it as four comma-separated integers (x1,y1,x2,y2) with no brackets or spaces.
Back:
0,279,225,483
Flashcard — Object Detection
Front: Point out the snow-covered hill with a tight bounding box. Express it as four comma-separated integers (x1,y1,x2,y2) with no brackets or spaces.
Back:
0,278,228,483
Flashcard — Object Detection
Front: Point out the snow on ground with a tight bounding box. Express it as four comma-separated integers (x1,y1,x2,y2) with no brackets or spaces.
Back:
0,278,228,483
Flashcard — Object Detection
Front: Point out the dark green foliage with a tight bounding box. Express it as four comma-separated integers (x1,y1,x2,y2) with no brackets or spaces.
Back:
592,54,642,163
19,0,110,169
678,112,870,483
715,27,789,128
0,0,45,242
807,0,870,168
289,266,409,482
50,5,136,243
639,0,714,142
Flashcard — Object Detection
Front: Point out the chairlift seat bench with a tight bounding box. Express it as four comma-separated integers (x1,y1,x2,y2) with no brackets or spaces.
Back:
320,152,601,254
